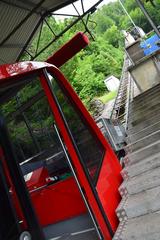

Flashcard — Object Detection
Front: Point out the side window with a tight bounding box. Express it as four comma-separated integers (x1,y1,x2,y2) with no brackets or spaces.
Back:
1,75,70,178
47,72,105,182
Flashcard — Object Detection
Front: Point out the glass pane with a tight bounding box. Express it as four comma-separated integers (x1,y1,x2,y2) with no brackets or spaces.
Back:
1,75,71,179
48,72,105,182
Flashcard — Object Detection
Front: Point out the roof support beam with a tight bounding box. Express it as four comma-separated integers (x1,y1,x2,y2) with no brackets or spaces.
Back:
16,17,43,61
31,0,103,60
72,1,95,40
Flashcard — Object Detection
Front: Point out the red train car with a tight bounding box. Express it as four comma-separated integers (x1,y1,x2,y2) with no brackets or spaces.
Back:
0,33,122,240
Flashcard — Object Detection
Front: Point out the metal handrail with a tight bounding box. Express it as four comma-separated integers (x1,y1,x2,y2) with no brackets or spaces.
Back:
110,55,127,119
124,69,133,130
110,55,134,130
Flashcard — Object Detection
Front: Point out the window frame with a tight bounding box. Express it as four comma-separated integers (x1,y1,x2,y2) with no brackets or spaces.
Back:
39,67,114,239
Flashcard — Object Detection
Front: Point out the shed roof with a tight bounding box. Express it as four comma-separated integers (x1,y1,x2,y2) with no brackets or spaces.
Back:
0,0,76,65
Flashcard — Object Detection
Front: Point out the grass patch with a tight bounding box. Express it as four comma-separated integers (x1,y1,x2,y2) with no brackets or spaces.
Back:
97,91,117,104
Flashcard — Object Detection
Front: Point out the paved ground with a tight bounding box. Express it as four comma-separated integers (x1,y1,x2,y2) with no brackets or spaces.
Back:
100,99,115,119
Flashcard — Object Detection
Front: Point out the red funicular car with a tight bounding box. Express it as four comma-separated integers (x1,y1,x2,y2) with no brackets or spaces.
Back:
0,33,122,240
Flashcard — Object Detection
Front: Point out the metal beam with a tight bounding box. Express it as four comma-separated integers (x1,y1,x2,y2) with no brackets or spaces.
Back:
43,18,56,37
72,2,95,40
7,90,44,119
135,0,160,37
35,19,44,56
42,0,77,17
31,0,103,60
52,13,79,17
16,17,43,61
81,0,85,14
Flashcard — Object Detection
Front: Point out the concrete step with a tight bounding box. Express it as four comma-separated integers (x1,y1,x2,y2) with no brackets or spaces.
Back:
125,129,160,153
132,83,160,103
131,92,160,109
116,196,128,222
130,86,160,105
121,152,160,179
124,140,160,166
117,186,160,220
113,219,126,240
115,211,160,240
128,115,160,134
128,104,160,126
128,97,160,118
126,120,160,143
119,166,160,196
131,95,160,112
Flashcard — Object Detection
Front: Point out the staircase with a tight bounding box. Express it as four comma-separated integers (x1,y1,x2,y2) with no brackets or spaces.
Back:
113,83,160,240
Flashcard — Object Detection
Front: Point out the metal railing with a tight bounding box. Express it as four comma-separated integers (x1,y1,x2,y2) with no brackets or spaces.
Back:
110,55,134,130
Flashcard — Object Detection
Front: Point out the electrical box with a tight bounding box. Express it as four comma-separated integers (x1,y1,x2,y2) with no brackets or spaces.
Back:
96,118,126,152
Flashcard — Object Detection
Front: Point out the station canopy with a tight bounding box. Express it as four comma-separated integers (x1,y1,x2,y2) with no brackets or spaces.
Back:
0,0,77,65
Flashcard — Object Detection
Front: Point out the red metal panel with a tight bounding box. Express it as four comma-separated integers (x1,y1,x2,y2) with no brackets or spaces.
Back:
96,152,122,232
25,167,87,226
0,147,27,229
26,167,49,191
10,166,87,227
40,69,122,239
0,62,50,83
30,177,87,226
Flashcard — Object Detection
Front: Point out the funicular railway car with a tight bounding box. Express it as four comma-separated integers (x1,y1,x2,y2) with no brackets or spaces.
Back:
0,33,122,240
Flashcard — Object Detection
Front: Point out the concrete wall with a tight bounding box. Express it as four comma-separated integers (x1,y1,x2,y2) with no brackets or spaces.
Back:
129,55,160,92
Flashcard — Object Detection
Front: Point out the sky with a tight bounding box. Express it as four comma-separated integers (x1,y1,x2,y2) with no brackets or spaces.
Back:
54,0,116,18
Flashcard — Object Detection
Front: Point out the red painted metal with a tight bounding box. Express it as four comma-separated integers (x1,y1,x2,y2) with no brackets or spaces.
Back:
25,167,87,226
40,68,122,239
0,61,50,82
11,165,87,227
47,32,89,67
0,147,27,229
0,61,122,239
26,167,49,191
30,176,87,226
96,152,122,232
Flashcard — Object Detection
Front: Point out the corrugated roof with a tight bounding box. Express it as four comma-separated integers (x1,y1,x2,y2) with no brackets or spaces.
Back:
0,0,76,64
